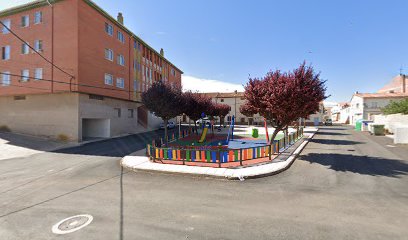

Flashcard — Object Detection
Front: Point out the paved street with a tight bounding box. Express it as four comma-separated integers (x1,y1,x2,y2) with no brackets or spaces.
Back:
0,125,407,239
55,127,185,157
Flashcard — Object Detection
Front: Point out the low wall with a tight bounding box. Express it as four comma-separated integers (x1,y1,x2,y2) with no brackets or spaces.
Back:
373,114,408,134
0,93,80,141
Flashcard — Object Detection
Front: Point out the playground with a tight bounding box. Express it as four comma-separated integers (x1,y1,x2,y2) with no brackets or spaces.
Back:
147,116,304,168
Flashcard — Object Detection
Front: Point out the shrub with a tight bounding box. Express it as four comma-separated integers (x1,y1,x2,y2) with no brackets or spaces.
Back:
57,134,70,142
382,98,408,115
0,125,11,132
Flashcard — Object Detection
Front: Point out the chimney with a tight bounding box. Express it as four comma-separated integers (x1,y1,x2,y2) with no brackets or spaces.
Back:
117,13,124,25
402,74,406,93
160,48,164,57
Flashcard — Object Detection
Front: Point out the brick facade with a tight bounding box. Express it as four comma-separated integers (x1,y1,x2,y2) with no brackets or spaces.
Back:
0,0,182,100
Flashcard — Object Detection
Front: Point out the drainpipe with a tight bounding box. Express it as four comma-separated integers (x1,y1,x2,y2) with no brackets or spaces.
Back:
402,74,406,93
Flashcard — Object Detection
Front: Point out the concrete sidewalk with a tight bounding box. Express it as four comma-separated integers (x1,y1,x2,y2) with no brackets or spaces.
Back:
121,128,317,180
0,132,77,161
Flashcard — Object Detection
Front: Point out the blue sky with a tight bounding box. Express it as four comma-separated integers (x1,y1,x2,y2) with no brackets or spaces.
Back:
2,0,408,104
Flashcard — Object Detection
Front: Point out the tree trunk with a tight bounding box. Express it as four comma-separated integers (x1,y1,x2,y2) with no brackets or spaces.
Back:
164,119,169,146
270,127,282,144
284,126,289,147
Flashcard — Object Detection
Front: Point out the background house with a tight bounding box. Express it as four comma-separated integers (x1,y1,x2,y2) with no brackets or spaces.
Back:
347,74,408,125
349,92,408,125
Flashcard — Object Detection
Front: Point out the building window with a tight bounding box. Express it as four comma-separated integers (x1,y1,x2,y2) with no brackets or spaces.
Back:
116,77,125,88
34,40,43,51
117,31,125,43
34,11,42,24
171,68,176,76
14,95,26,100
21,15,29,27
105,48,113,61
114,108,121,118
21,69,29,82
128,109,134,118
1,72,11,86
104,73,113,85
117,54,125,66
34,68,42,80
105,23,113,36
1,46,10,60
21,42,29,54
220,99,224,102
89,94,104,100
1,19,11,34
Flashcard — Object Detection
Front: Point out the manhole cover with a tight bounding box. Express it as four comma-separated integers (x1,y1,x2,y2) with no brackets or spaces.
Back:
52,214,93,235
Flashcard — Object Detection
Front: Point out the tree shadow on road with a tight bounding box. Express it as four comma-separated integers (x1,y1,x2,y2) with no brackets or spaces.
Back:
315,132,350,136
310,139,363,145
299,153,408,178
318,127,350,131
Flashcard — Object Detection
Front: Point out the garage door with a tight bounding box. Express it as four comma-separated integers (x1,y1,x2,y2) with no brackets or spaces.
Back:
82,119,110,139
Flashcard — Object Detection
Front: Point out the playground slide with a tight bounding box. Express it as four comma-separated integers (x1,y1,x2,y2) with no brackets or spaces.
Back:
226,116,235,144
198,126,209,143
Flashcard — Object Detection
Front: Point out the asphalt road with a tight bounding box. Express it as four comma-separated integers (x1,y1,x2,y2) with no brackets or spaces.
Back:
55,127,185,157
0,126,407,239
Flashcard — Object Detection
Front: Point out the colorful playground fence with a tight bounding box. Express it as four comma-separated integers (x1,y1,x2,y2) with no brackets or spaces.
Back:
152,127,194,147
147,127,304,167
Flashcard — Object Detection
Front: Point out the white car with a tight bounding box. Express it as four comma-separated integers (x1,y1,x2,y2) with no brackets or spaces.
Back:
196,118,211,125
160,121,176,129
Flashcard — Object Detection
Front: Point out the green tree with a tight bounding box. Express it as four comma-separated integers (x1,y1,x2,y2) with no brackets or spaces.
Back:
382,98,408,115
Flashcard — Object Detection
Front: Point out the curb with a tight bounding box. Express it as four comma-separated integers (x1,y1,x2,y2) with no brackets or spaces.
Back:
121,130,318,180
226,130,317,180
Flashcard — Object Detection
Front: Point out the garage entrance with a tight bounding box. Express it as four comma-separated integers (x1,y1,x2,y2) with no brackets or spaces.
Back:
82,118,110,140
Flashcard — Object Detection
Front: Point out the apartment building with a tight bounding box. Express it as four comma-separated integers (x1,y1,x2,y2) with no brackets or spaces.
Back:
0,0,182,141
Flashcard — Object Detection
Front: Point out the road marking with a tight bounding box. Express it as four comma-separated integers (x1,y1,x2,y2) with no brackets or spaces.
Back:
386,145,396,148
52,214,93,235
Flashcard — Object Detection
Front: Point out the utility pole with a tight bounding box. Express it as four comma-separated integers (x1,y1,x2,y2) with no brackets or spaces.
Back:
46,0,54,93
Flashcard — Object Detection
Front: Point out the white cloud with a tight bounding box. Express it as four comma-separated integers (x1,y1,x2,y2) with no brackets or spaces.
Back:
0,0,35,10
182,75,244,93
323,101,338,107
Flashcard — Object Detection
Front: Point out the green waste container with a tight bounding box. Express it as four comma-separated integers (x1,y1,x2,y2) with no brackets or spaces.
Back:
373,124,385,136
252,128,259,138
355,120,363,131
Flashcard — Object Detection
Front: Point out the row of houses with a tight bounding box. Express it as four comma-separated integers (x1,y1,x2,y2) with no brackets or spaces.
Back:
182,91,327,126
331,74,408,125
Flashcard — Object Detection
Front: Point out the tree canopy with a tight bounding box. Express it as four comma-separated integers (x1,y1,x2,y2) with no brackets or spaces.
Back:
242,62,327,142
141,81,184,143
382,98,408,115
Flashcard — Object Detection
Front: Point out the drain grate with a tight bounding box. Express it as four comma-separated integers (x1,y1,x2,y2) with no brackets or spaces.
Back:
52,214,93,235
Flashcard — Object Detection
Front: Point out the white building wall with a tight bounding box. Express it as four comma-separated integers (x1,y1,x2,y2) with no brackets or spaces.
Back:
78,94,142,140
349,96,364,125
0,93,80,141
